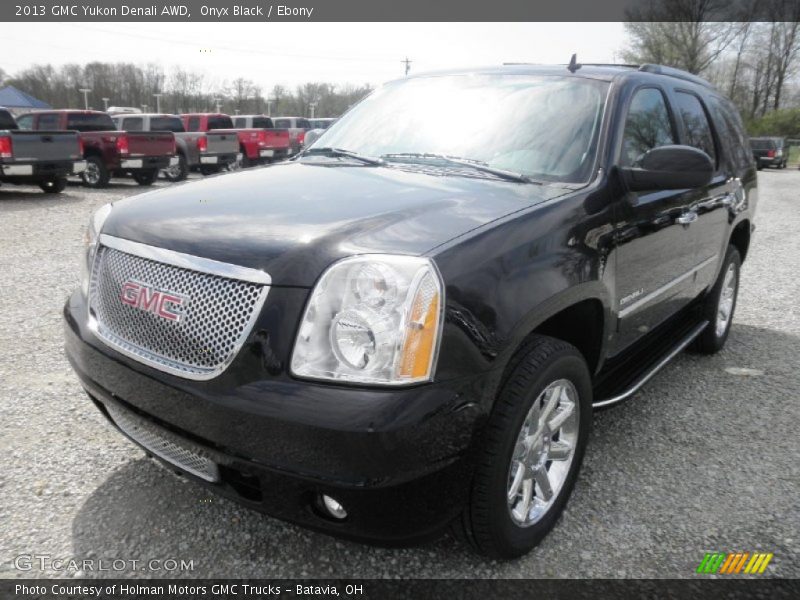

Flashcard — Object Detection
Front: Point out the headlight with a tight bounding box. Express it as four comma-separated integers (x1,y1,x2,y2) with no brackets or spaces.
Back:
291,255,444,385
80,203,112,296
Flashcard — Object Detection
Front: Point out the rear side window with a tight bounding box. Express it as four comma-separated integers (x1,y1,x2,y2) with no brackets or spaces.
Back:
274,119,290,128
187,117,200,132
297,119,311,129
621,88,676,167
122,117,143,131
252,117,273,128
15,114,33,130
208,116,234,129
233,117,246,128
37,114,61,130
709,98,752,171
0,110,18,129
674,92,717,164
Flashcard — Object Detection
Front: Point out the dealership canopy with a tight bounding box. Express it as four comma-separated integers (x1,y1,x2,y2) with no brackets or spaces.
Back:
0,86,51,110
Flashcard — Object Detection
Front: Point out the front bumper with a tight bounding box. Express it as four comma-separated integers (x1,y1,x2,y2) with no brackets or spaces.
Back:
63,289,491,544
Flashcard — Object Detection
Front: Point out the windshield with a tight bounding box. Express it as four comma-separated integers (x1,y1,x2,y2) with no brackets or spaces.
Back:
150,116,185,132
311,74,608,183
750,139,777,150
66,113,116,132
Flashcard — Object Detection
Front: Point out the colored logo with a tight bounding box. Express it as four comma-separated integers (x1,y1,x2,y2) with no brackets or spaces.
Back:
696,552,773,574
120,280,187,322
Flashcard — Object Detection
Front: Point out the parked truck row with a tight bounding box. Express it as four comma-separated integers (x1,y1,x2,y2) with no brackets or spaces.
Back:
1,106,324,193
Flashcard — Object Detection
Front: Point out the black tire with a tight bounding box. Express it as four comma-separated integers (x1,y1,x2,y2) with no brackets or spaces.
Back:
81,156,110,188
38,177,67,194
200,165,221,176
132,169,159,186
692,246,741,354
456,335,592,558
756,164,763,171
163,154,188,182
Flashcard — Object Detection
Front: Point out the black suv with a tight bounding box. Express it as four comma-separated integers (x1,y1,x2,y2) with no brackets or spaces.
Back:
750,136,788,169
64,63,756,558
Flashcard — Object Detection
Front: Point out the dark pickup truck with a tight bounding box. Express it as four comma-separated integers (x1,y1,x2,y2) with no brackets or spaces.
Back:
17,110,176,188
65,63,756,559
111,113,239,182
0,107,86,193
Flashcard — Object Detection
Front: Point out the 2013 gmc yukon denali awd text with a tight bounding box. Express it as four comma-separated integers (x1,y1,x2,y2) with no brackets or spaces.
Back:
64,64,757,558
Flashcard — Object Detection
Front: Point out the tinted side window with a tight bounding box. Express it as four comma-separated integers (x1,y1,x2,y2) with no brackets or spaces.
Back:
621,88,676,167
16,115,33,130
208,116,233,129
37,114,61,130
274,119,290,128
122,117,143,131
674,92,716,164
233,117,246,128
252,117,273,128
709,97,752,171
187,117,200,132
0,110,18,129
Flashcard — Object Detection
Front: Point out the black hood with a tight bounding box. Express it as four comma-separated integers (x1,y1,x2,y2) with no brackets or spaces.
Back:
103,162,565,286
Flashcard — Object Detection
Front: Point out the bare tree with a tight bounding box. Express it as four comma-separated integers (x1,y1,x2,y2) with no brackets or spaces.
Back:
623,0,739,74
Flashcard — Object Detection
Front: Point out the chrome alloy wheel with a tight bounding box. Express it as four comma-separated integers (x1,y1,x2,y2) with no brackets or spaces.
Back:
715,263,737,337
164,163,181,179
507,379,579,527
83,162,101,186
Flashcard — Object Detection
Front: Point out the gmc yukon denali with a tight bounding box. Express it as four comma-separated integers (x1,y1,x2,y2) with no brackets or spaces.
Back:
0,107,86,193
111,113,239,182
64,64,757,558
18,110,176,188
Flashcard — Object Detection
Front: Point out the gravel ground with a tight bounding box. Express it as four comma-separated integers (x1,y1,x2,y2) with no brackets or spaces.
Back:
1,170,798,579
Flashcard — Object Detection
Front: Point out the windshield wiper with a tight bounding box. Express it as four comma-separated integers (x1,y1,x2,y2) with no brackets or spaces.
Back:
301,147,384,166
381,153,536,184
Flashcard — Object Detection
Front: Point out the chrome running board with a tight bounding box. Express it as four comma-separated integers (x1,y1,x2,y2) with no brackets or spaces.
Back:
592,320,709,409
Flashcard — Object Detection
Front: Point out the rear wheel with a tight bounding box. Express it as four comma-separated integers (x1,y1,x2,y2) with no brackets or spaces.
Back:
456,336,592,558
81,156,110,188
163,154,188,182
39,177,67,194
692,246,741,354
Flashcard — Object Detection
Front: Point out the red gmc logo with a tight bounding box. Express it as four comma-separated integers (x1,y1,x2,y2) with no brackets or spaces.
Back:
120,281,187,322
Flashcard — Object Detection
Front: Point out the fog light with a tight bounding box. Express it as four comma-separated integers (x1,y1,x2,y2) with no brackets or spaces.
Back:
321,494,347,519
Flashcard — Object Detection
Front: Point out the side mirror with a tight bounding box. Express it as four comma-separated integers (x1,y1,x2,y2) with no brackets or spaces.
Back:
304,129,324,148
621,145,713,192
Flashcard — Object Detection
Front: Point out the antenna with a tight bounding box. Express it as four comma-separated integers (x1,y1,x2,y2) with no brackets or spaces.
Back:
567,54,581,73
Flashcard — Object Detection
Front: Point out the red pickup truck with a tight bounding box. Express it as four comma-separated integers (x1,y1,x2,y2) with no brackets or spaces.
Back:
182,113,290,170
18,110,176,188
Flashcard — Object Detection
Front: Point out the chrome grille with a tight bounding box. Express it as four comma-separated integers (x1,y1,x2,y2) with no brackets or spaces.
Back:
107,404,220,482
88,240,269,380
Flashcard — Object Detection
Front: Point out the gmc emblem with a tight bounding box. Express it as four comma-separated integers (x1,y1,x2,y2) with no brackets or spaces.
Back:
120,281,187,322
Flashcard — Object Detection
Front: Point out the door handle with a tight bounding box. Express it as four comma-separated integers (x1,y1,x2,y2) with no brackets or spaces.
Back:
675,212,698,225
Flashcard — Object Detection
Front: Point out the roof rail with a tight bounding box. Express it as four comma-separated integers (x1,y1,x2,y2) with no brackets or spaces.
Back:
638,64,715,89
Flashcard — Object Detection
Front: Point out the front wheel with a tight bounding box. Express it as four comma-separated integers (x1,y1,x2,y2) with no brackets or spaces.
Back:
456,336,592,558
39,177,67,194
692,246,741,354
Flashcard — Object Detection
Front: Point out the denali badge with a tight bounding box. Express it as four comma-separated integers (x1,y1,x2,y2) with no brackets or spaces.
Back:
120,281,187,322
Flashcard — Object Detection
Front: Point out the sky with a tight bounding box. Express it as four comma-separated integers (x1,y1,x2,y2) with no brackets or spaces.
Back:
3,22,627,89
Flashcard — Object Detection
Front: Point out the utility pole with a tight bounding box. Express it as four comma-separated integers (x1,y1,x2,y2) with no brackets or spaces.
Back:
309,101,317,118
402,57,412,76
79,88,92,110
267,97,275,116
101,97,110,111
153,93,163,113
